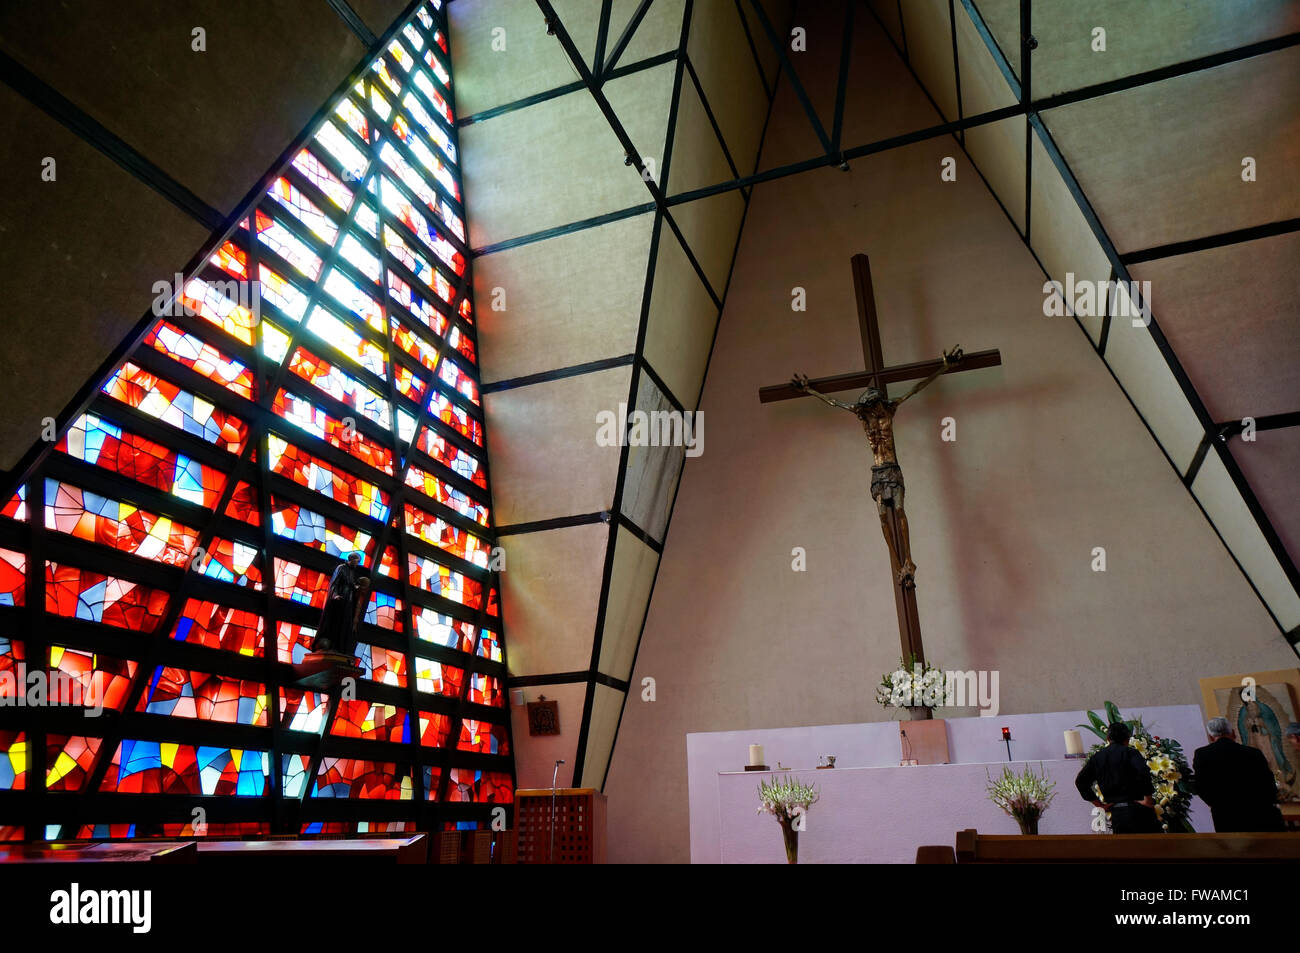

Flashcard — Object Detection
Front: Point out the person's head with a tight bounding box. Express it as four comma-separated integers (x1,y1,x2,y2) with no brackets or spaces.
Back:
1106,722,1132,745
347,552,361,567
1206,716,1233,741
856,386,885,407
1285,722,1300,749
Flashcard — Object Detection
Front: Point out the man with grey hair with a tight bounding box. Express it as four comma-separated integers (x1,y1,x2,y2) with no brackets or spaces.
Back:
1191,716,1285,832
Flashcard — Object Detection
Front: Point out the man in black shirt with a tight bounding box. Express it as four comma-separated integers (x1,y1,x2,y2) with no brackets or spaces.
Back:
1191,717,1284,832
1074,721,1160,833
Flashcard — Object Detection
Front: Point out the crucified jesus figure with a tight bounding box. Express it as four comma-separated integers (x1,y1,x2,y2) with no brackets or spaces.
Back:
791,345,963,588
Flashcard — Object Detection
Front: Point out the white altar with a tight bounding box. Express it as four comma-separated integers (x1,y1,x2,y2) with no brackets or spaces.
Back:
689,705,1212,863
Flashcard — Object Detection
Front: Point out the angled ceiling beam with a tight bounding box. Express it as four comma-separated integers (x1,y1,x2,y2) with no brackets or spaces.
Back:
1216,411,1300,438
0,50,224,231
746,0,833,156
602,0,656,79
1036,31,1300,112
830,0,856,154
733,0,772,99
1121,217,1300,265
458,49,675,127
594,0,614,74
323,0,379,47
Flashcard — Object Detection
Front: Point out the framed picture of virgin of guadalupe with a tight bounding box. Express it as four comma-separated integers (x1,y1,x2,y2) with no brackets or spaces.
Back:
1200,669,1300,802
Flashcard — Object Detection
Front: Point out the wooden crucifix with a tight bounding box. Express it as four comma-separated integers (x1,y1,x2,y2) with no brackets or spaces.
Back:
759,254,1001,669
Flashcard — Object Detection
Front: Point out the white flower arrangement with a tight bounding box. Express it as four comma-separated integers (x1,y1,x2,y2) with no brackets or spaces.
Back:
756,776,819,824
986,763,1056,826
876,655,948,709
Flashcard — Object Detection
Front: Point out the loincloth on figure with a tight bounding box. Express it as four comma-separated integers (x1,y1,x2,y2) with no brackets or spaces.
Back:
870,462,904,504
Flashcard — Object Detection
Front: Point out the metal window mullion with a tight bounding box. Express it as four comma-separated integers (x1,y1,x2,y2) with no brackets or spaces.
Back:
78,150,388,803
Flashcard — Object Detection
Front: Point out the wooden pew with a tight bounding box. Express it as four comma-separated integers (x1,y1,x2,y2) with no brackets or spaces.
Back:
914,844,956,864
947,828,1300,863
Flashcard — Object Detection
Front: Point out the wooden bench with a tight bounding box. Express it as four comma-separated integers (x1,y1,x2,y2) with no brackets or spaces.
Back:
916,828,1300,863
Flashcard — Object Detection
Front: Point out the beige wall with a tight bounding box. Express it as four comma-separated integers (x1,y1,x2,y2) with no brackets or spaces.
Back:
454,0,786,790
602,6,1297,863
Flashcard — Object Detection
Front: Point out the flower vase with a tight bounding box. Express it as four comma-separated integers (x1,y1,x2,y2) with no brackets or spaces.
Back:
906,706,933,721
1016,815,1040,835
780,817,799,864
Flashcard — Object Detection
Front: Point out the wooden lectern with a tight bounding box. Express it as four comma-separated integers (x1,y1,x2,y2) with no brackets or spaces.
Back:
900,719,950,764
513,788,606,863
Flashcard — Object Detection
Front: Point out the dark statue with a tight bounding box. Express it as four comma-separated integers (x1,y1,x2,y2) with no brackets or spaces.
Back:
791,346,963,588
311,552,370,656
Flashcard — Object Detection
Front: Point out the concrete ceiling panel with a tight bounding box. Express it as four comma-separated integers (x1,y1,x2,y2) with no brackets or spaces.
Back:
642,223,720,410
498,522,609,676
1130,233,1300,423
1041,47,1300,254
0,0,366,214
449,0,599,118
621,372,687,542
1028,132,1110,343
473,212,653,384
598,525,660,681
1231,427,1300,574
460,61,674,249
685,0,771,173
0,86,209,472
956,3,1025,231
1101,280,1206,473
1193,448,1300,630
900,0,959,121
482,364,630,525
581,681,626,786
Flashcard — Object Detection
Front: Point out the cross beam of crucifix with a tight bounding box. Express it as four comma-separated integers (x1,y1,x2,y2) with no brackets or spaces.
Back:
758,254,1001,673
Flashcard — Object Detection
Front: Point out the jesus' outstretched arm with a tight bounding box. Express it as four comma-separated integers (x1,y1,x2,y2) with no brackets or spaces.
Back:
790,374,858,411
894,346,963,405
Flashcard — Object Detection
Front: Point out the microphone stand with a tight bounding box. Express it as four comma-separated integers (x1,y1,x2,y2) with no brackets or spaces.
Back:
549,759,564,863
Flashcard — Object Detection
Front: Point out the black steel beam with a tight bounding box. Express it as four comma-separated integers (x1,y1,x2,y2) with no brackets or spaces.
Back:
595,0,614,74
733,0,772,99
324,0,379,47
831,0,856,154
473,202,656,257
603,0,656,79
747,0,832,156
495,512,608,536
1216,411,1300,438
684,56,746,196
1121,218,1300,265
0,50,224,232
458,50,676,127
479,354,635,394
948,0,964,145
1035,32,1300,114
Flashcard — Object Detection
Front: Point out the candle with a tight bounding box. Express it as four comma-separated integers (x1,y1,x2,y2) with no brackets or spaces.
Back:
1064,729,1083,756
748,744,764,766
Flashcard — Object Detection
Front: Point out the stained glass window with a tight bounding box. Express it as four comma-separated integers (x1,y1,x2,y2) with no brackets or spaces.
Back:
0,2,510,839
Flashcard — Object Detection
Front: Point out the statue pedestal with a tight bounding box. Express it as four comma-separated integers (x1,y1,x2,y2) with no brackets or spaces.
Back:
290,651,362,690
